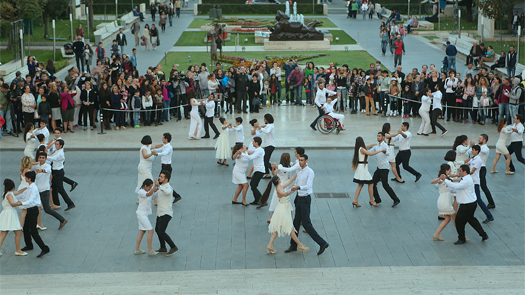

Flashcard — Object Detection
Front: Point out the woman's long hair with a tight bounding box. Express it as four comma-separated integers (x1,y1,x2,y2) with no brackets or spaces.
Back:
497,117,507,133
382,123,391,145
23,122,34,143
231,143,243,160
20,156,33,174
260,152,290,205
352,137,367,171
3,179,15,200
438,163,451,178
452,135,467,150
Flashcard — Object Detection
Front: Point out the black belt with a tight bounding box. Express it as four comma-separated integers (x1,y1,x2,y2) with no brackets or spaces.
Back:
162,164,171,166
358,161,368,164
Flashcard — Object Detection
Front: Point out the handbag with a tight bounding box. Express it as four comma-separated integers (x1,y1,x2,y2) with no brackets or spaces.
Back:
252,96,261,105
34,109,39,119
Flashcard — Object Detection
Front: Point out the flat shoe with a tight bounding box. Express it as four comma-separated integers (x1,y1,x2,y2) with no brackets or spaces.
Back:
490,170,498,174
232,201,242,205
134,250,146,255
15,251,28,256
217,161,224,165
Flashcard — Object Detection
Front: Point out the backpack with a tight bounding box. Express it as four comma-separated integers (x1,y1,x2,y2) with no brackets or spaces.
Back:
509,86,523,104
64,43,74,55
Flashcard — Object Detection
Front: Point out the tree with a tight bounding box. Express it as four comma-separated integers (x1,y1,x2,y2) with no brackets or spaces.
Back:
0,0,19,50
475,0,516,52
42,0,68,38
86,0,95,32
18,0,46,53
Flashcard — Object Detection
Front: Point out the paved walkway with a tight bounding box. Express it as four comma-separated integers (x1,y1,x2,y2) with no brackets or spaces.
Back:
0,149,522,276
2,266,524,294
170,44,365,52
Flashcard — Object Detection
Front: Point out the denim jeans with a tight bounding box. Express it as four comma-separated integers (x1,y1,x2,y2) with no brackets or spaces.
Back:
381,41,387,54
0,109,12,133
337,88,348,110
507,67,515,78
509,104,519,122
133,111,140,126
144,107,151,124
305,91,312,105
448,55,456,70
294,85,303,104
479,106,488,122
162,100,170,121
168,14,173,26
499,102,510,124
276,82,282,101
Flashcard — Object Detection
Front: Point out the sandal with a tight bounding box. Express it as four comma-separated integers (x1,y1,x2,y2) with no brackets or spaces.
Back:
217,161,224,165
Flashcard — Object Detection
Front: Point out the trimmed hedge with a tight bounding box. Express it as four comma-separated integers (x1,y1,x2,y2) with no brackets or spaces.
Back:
198,4,324,15
92,1,149,15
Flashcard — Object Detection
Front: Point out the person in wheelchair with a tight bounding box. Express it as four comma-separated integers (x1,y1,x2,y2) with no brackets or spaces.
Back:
322,95,345,130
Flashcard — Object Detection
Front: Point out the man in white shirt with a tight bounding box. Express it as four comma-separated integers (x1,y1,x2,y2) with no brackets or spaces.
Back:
393,122,422,183
33,152,67,229
202,94,220,139
429,90,448,136
47,127,79,192
310,82,338,131
230,117,245,144
367,132,400,207
48,139,76,211
259,113,275,176
465,145,494,223
477,134,495,209
152,133,182,204
34,120,50,145
507,115,524,172
440,165,488,244
285,154,329,255
242,137,265,205
153,171,178,256
15,171,51,257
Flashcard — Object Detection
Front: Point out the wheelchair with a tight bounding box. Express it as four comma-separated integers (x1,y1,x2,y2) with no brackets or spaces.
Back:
316,114,342,135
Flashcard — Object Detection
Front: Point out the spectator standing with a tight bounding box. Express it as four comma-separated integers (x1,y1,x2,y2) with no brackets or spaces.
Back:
287,67,304,106
445,41,457,70
175,0,182,17
506,46,517,79
116,28,127,54
150,2,157,22
511,11,520,37
95,42,105,63
72,37,85,72
133,19,141,46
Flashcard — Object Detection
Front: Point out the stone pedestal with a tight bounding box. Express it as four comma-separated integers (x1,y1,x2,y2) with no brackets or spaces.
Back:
140,3,146,13
264,39,330,50
477,11,495,39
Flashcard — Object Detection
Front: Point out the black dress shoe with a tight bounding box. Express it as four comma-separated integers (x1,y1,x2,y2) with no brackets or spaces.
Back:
201,135,210,139
249,201,258,205
375,199,381,204
482,218,494,223
391,178,405,183
64,205,76,212
392,200,400,207
415,173,422,182
482,234,489,241
21,246,33,251
487,204,496,209
454,240,466,245
70,182,78,192
37,250,50,258
157,248,167,253
317,243,329,255
256,204,267,209
310,125,317,131
284,246,297,253
213,134,220,139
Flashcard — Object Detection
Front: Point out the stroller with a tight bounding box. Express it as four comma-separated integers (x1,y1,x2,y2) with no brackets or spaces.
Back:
441,56,449,73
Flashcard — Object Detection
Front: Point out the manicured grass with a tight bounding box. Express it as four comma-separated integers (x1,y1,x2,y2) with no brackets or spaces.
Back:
0,50,68,70
0,19,107,43
188,17,337,29
163,50,382,74
481,41,525,64
329,30,356,44
422,35,436,41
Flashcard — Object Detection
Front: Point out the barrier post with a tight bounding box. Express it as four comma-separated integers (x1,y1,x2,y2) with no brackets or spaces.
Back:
98,110,106,134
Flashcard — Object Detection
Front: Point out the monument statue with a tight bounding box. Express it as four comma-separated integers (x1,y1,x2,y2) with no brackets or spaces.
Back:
268,10,324,41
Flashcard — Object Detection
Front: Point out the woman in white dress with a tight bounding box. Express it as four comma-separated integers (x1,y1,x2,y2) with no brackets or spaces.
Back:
23,123,37,159
430,164,457,241
246,119,260,178
491,118,514,174
18,156,45,229
261,153,295,223
215,118,231,166
135,136,156,203
135,178,159,256
231,143,250,206
351,136,385,207
452,135,473,163
382,123,403,183
266,174,310,254
188,97,203,139
0,179,27,256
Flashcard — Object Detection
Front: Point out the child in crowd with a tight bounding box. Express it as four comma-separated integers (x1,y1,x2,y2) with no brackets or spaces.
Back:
401,84,412,118
142,90,153,126
37,96,52,127
120,86,129,110
304,74,312,105
154,88,164,126
132,93,141,128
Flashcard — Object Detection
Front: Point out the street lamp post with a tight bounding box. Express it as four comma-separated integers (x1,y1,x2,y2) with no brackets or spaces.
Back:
70,13,74,42
53,20,56,62
20,29,24,67
458,10,461,38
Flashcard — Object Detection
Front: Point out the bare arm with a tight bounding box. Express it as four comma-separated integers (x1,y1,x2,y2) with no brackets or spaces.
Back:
281,173,298,189
142,148,155,159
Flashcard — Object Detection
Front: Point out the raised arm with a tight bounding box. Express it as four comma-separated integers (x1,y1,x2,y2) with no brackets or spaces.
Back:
281,172,298,189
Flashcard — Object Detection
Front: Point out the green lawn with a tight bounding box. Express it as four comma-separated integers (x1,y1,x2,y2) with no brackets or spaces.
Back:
422,35,436,41
482,41,525,64
0,50,68,70
0,19,107,43
175,30,354,47
329,30,356,44
163,50,381,74
188,17,337,29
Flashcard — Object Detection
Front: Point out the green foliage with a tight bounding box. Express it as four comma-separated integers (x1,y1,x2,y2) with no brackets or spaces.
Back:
0,1,17,20
18,0,45,20
202,0,314,3
43,0,69,19
198,4,324,15
474,0,516,21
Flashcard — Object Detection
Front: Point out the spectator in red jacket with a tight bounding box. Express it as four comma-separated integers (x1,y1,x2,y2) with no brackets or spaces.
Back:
393,36,405,68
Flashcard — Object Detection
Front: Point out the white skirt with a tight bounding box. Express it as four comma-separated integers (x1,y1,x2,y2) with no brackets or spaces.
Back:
437,192,455,215
388,145,395,163
232,167,247,184
215,131,230,159
137,214,153,231
0,208,22,231
268,196,294,237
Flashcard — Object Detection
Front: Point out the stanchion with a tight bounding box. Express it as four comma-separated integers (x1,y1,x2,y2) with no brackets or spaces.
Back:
98,111,106,134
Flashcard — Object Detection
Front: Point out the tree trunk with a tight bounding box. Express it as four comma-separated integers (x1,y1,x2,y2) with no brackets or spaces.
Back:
44,16,49,38
88,1,94,31
7,14,14,50
500,20,503,53
507,11,513,34
465,0,473,22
